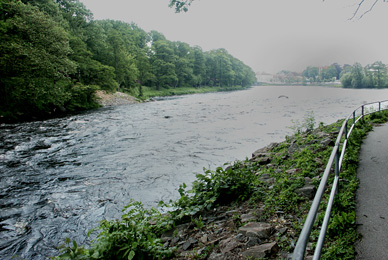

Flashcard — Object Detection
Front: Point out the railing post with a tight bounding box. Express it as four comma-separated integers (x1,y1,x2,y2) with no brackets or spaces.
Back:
379,102,381,112
335,148,340,179
344,121,348,140
353,111,356,125
362,105,365,122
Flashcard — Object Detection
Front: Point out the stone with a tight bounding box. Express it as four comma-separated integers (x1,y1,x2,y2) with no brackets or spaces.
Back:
182,237,197,251
200,234,208,244
296,185,316,200
315,157,324,165
241,242,279,258
252,151,270,158
238,222,273,239
304,177,313,185
251,156,272,165
252,143,278,156
285,168,301,175
219,237,241,254
208,252,223,260
288,143,298,154
258,173,276,184
241,213,258,223
320,137,334,147
246,237,260,247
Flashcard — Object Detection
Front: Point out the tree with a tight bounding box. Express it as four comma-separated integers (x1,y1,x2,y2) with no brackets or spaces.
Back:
169,0,193,12
303,66,319,82
0,0,76,117
321,65,338,82
350,63,365,88
364,61,388,88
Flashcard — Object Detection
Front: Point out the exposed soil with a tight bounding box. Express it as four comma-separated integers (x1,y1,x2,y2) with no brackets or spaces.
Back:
95,90,139,106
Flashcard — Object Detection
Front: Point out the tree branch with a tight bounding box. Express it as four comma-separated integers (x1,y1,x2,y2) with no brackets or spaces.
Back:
359,0,379,18
349,0,366,20
349,0,386,20
169,0,194,12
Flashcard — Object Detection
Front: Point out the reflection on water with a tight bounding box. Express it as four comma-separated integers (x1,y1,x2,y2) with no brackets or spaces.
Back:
1,86,388,259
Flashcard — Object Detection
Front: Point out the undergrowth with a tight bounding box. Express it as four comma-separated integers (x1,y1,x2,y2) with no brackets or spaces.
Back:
53,110,388,260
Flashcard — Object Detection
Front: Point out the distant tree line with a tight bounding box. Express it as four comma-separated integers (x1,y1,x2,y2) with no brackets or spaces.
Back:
0,0,256,121
302,63,343,83
340,61,388,88
302,62,388,88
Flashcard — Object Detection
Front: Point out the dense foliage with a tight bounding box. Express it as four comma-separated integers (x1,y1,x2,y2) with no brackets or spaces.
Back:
340,61,388,88
302,63,342,83
0,0,256,122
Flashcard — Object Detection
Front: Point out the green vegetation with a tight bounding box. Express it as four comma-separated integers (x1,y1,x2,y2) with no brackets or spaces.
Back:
302,63,342,83
0,0,256,122
140,85,249,99
54,110,388,259
340,61,388,89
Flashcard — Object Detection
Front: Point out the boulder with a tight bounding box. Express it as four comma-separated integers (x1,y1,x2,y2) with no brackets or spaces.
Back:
241,242,279,258
320,137,334,147
296,185,316,200
219,237,241,254
238,222,273,239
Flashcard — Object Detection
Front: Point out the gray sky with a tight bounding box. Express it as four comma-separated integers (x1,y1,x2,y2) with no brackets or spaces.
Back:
79,0,388,74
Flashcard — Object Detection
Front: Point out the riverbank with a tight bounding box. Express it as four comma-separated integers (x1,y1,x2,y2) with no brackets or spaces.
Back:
95,86,251,107
56,113,388,259
95,90,140,106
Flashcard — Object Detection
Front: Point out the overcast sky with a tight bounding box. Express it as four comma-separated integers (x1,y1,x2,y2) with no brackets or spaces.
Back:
79,0,388,74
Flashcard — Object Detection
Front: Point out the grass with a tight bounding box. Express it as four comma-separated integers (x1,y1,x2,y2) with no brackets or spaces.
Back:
138,85,250,100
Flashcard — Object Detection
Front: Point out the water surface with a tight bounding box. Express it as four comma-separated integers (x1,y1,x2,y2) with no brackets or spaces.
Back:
1,86,388,259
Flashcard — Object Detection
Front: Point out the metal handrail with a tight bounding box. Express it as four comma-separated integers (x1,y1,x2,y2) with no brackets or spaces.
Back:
293,100,388,260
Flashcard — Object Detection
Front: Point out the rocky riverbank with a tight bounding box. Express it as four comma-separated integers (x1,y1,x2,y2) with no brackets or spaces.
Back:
95,90,139,106
166,129,337,260
57,118,366,259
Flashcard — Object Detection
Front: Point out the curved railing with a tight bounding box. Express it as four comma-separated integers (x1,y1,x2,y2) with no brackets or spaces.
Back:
293,100,388,260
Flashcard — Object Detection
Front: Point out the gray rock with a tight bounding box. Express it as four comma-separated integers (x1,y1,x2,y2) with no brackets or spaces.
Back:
208,252,223,260
251,156,272,165
238,222,273,239
182,237,197,251
241,242,279,258
286,168,301,175
246,237,260,247
320,137,334,146
259,173,276,184
200,234,208,244
241,213,258,223
219,237,241,254
304,177,313,185
296,185,316,200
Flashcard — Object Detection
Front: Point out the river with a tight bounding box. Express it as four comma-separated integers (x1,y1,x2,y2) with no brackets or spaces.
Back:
1,85,388,259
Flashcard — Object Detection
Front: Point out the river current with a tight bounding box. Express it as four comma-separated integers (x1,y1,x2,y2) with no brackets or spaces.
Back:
1,85,388,259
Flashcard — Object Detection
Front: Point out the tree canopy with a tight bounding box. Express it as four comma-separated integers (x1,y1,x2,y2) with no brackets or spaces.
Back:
340,61,388,88
1,0,256,122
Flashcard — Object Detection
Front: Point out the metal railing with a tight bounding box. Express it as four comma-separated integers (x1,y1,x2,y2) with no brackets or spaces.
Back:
293,100,388,260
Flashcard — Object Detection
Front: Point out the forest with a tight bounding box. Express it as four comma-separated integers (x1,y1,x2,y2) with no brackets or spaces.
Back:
0,0,257,122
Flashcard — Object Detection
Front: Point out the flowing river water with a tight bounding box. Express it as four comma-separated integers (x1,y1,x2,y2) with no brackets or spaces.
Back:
1,85,388,259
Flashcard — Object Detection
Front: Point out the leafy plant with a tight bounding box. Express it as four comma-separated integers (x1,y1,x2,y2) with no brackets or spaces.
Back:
289,111,316,134
163,163,258,221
